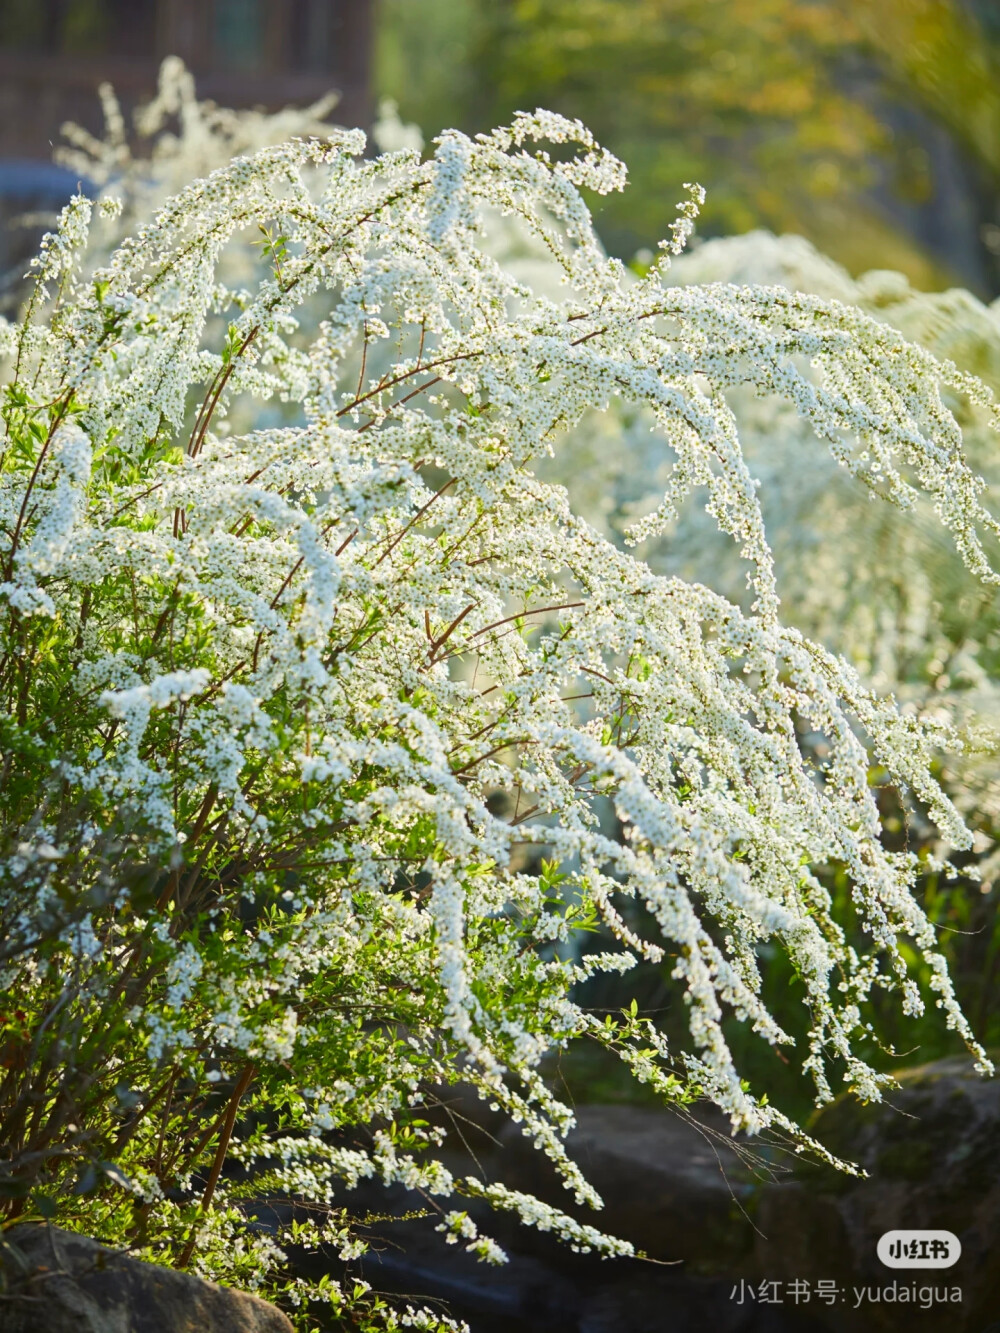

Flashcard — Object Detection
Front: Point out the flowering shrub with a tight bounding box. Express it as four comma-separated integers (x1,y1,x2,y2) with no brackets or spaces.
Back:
540,228,1000,997
56,55,343,233
545,228,1000,831
654,235,1000,908
642,232,1000,692
1,91,998,1328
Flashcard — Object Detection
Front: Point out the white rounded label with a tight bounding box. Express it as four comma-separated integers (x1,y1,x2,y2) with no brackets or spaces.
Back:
877,1230,961,1268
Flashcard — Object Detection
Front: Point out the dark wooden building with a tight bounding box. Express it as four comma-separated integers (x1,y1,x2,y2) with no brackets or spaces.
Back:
0,0,374,302
0,0,375,161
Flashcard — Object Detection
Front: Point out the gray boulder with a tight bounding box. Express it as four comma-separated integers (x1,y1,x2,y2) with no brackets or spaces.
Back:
497,1101,757,1267
751,1055,1000,1332
0,1225,293,1333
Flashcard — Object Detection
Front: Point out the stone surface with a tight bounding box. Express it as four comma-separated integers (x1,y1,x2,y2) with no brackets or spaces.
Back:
374,1070,1000,1330
496,1101,757,1267
352,1217,826,1333
750,1055,1000,1333
0,1224,293,1333
319,1100,816,1332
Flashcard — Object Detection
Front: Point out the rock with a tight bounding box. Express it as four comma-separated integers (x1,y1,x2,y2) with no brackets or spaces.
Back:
0,1224,293,1333
750,1055,1000,1333
247,1092,886,1333
350,1211,821,1333
497,1102,757,1268
576,1273,832,1333
359,1218,585,1333
279,1100,811,1332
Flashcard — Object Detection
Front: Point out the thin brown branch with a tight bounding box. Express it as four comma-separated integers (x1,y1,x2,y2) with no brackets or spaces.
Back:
467,602,584,641
372,477,456,569
177,1062,256,1268
336,351,478,418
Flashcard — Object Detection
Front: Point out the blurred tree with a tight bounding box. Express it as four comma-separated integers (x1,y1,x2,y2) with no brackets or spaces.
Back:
376,0,482,146
468,0,889,264
376,0,1000,293
847,0,1000,290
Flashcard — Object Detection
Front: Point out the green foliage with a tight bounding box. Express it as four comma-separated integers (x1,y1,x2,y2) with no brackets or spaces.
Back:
377,0,1000,289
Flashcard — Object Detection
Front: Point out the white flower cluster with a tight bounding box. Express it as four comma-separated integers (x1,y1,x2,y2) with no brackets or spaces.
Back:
56,56,343,242
435,1210,507,1265
2,77,997,1316
462,1179,635,1258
